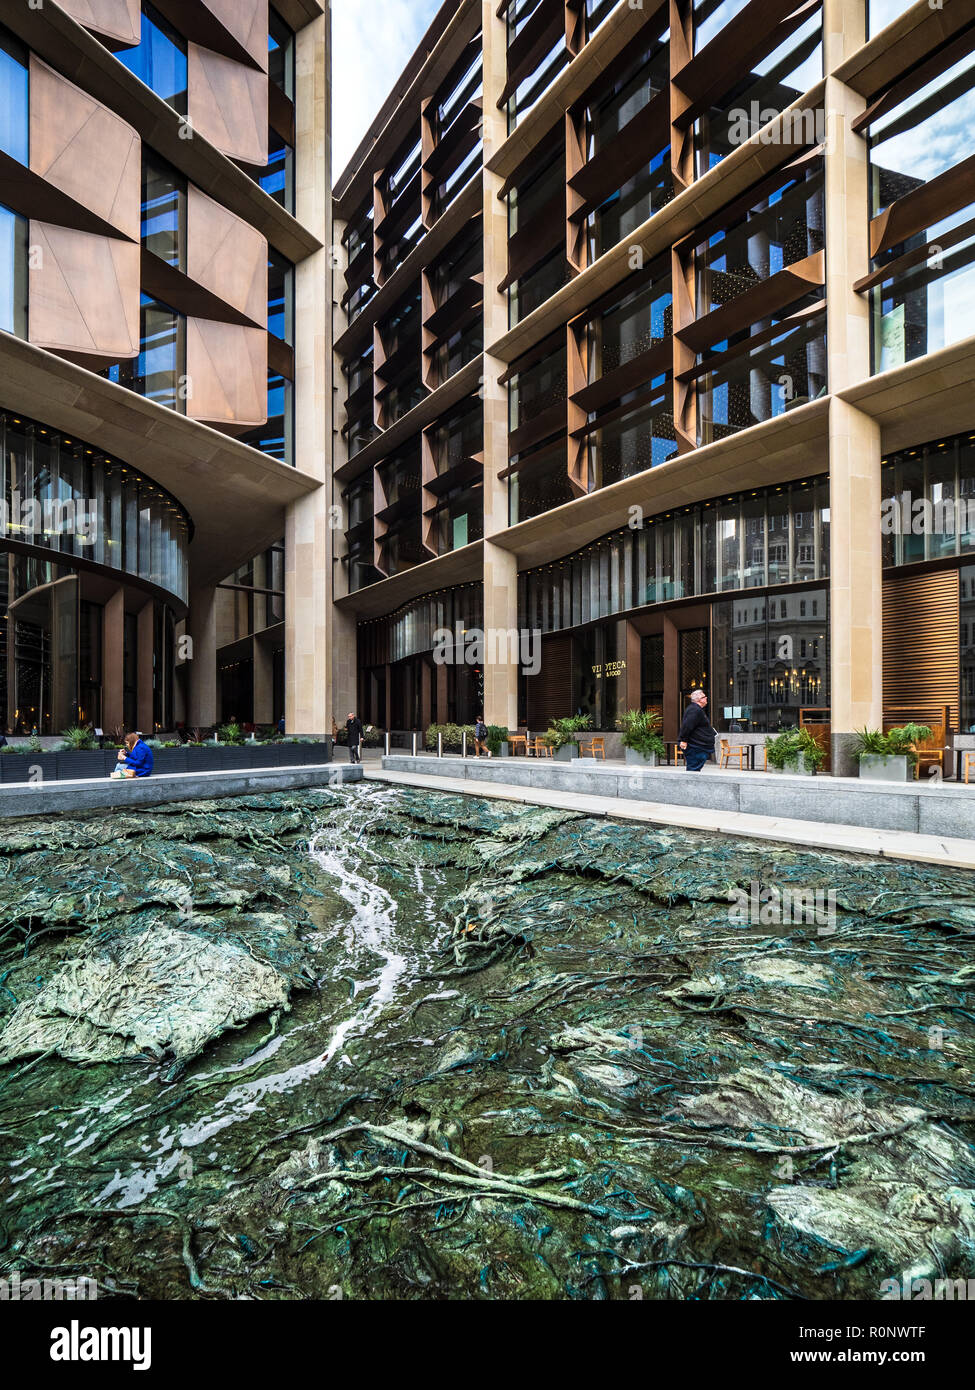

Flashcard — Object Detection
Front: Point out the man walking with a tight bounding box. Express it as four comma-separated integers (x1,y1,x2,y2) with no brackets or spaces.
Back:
678,689,717,772
345,710,363,764
473,714,489,757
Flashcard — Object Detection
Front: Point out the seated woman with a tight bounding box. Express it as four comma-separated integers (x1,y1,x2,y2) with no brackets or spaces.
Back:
112,733,154,778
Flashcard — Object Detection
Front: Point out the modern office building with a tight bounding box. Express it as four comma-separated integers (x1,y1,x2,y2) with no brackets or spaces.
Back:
331,0,975,772
0,0,337,737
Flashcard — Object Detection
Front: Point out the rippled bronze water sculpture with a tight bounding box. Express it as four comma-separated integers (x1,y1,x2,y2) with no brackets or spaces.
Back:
1,785,973,1300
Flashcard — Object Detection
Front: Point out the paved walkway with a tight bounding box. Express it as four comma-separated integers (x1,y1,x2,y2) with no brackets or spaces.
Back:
365,767,975,869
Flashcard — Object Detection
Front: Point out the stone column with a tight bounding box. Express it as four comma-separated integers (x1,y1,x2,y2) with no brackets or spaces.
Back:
136,598,154,734
187,584,218,727
480,0,519,732
822,36,880,774
101,586,125,731
253,635,274,725
829,399,883,774
285,10,330,736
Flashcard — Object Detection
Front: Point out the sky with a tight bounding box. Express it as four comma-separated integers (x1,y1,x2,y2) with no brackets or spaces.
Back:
331,0,443,179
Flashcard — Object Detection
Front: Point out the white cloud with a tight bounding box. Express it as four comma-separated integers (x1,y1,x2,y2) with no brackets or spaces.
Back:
331,0,443,179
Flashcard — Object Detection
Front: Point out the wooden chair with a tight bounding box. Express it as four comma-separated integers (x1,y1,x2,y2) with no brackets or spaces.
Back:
532,737,553,758
963,752,975,785
719,738,747,770
508,734,528,756
579,736,605,759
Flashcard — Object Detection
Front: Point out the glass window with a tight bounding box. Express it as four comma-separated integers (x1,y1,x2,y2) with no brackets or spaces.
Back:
103,294,186,412
0,26,29,166
117,3,188,111
268,249,294,343
0,202,27,338
141,150,186,268
240,371,294,465
268,7,295,99
260,129,295,213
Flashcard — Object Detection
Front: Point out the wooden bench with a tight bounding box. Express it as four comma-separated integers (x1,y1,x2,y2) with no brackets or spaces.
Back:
508,734,528,756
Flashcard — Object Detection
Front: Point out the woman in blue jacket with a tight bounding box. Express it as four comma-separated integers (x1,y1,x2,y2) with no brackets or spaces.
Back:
113,733,154,778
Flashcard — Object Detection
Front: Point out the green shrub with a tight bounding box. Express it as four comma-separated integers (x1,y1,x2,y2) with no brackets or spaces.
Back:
59,726,97,751
853,724,931,766
486,725,509,755
765,727,826,772
542,715,592,751
616,709,666,760
425,723,475,751
217,722,245,746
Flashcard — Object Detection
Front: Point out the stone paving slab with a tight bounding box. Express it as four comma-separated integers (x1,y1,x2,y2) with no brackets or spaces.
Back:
367,767,975,869
380,754,975,841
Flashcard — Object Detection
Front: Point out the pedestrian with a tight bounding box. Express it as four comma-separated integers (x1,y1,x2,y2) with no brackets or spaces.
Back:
345,710,363,764
111,732,154,778
473,714,489,758
277,714,285,735
678,689,717,772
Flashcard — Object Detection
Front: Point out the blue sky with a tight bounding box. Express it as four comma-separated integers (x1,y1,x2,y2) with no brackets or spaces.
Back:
332,0,442,178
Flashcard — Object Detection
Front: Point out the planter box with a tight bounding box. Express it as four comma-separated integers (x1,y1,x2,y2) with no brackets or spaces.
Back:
782,753,815,777
553,743,578,761
496,742,510,758
624,747,659,767
859,753,911,783
1,753,58,783
146,749,186,774
57,751,114,780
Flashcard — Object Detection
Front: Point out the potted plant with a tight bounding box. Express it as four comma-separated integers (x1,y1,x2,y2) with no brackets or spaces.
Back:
765,727,826,776
617,709,666,767
55,725,105,780
855,723,931,782
542,715,591,761
486,725,509,757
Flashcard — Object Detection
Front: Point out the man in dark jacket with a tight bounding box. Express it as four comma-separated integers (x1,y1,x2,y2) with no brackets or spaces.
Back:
678,689,717,772
346,711,363,763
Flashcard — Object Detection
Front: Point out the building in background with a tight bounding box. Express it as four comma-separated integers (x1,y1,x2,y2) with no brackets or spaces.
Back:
0,0,332,736
331,0,975,772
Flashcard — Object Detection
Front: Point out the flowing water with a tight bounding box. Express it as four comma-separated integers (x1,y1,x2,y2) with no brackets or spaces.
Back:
1,783,974,1300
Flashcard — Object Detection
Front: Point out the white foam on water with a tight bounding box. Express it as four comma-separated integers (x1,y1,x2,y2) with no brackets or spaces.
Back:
309,788,418,1062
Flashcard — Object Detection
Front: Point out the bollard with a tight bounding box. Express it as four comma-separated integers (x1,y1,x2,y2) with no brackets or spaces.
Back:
385,730,390,756
462,731,467,758
412,731,418,756
438,732,443,758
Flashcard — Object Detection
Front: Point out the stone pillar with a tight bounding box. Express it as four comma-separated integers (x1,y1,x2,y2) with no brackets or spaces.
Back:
480,0,519,732
483,541,519,731
253,635,274,725
187,584,218,727
822,43,879,775
829,399,883,775
102,586,125,731
136,599,154,734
